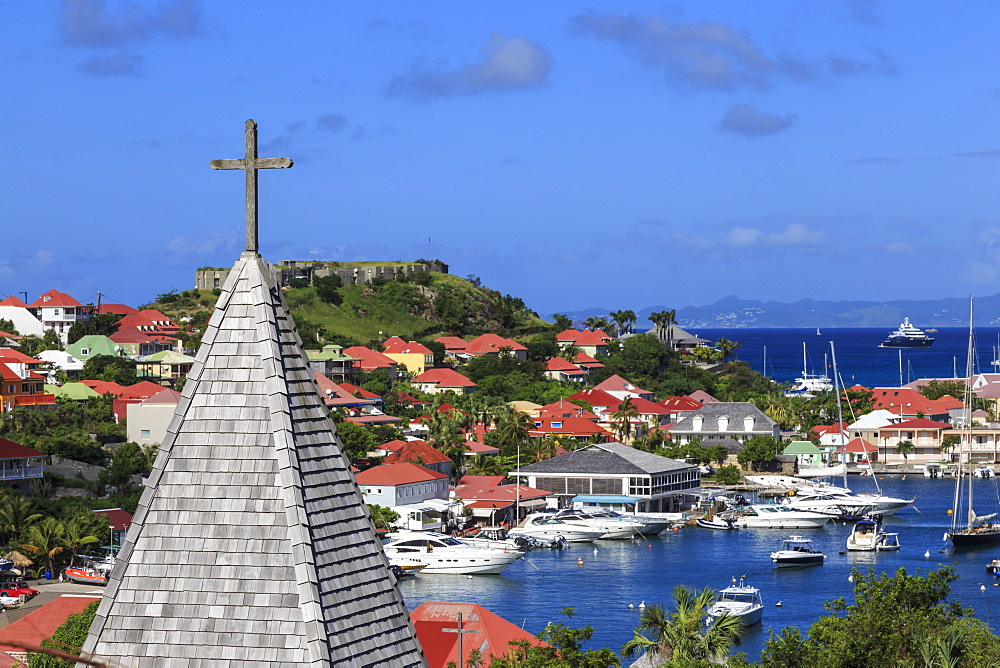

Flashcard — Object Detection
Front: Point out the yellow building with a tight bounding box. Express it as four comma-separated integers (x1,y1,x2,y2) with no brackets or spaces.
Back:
382,337,434,375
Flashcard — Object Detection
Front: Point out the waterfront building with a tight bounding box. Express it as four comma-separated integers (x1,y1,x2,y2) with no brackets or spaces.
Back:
874,418,951,464
452,475,553,525
515,442,700,513
356,462,453,530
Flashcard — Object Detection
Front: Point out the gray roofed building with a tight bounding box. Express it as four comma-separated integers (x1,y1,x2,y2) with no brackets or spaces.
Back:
669,402,780,445
516,442,700,514
83,252,424,666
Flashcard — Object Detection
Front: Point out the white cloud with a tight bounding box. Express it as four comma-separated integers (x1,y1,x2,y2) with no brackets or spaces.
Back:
387,32,552,99
676,223,824,250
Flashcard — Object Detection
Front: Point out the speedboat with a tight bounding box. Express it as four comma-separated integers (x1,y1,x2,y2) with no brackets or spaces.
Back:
459,526,568,550
732,504,832,529
787,482,914,516
846,518,887,551
879,533,901,551
508,513,606,543
381,532,522,575
879,318,934,348
697,516,739,530
62,566,109,586
706,577,763,626
549,509,646,539
770,536,825,568
782,493,879,520
987,559,1000,577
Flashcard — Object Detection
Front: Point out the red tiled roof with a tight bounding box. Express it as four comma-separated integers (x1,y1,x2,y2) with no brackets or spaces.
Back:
29,289,82,309
412,602,548,668
354,462,448,486
0,296,27,307
453,476,551,502
593,374,652,397
463,440,500,454
465,334,527,355
621,397,670,415
94,507,133,531
0,363,46,382
573,351,604,367
345,415,402,425
379,439,414,453
567,388,620,408
344,346,398,370
0,438,43,460
115,309,179,332
434,336,469,352
689,390,719,404
556,329,612,346
412,368,476,388
659,396,702,411
395,391,429,406
384,441,452,465
109,328,177,345
529,417,612,437
141,389,181,404
0,348,43,365
339,382,381,399
0,595,101,654
124,381,167,400
839,438,878,453
876,418,951,430
545,358,586,374
537,399,595,420
383,339,433,355
871,387,956,414
95,303,138,315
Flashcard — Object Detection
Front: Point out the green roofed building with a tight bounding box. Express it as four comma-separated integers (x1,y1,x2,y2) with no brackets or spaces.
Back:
45,382,100,401
65,335,127,362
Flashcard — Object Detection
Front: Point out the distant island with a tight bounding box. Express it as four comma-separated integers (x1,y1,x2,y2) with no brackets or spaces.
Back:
563,294,1000,329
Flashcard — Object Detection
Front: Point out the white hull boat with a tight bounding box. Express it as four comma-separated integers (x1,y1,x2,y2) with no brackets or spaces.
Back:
550,509,645,539
846,519,889,552
770,536,825,567
733,504,832,529
508,513,606,543
382,532,522,574
706,578,763,626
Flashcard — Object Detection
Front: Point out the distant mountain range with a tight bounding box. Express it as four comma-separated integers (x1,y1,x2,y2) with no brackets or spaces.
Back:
563,295,1000,329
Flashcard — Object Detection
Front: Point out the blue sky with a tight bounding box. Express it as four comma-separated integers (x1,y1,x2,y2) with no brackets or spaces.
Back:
3,1,1000,317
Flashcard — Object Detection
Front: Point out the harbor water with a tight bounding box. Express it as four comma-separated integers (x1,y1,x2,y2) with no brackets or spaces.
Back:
400,476,1000,660
691,327,1000,388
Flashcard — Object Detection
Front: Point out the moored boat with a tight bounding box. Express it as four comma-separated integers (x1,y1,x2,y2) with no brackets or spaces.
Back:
697,516,739,530
732,504,832,529
382,531,523,575
508,513,606,543
62,567,109,585
846,518,885,551
706,577,763,626
770,536,825,567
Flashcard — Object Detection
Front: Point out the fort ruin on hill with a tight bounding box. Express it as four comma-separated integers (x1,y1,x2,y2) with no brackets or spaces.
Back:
196,259,449,291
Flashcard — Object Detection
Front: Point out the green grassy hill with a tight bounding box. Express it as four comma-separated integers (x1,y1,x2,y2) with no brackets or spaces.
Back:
147,270,551,347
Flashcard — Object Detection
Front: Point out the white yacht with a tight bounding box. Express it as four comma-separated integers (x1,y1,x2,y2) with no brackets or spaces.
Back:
706,577,763,626
747,477,914,516
732,504,832,529
574,507,671,535
550,509,646,539
382,532,523,574
508,513,606,543
784,343,833,398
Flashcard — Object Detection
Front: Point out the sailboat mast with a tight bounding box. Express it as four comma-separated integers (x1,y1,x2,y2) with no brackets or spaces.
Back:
898,349,903,387
802,342,807,377
831,342,848,490
965,297,975,530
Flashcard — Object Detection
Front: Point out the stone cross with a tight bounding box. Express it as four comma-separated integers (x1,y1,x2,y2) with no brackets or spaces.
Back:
442,612,479,668
210,119,293,253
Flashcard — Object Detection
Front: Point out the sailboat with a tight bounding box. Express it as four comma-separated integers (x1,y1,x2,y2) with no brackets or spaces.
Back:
946,298,1000,549
784,343,833,398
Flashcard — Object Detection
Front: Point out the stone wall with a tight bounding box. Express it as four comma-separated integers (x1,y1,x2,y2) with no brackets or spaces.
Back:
195,260,448,290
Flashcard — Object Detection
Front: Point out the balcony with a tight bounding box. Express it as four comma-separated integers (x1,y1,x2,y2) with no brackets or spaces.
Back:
0,463,43,480
14,394,56,407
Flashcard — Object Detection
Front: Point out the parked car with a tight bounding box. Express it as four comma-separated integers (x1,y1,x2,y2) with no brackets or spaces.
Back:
0,581,39,598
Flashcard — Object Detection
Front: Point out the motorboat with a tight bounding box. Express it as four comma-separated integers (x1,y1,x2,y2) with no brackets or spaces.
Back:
697,516,739,530
778,481,914,516
732,504,832,529
573,507,670,536
782,492,879,521
986,559,1000,577
381,531,523,575
879,533,901,551
770,536,825,568
706,577,763,627
923,462,948,478
879,318,934,348
62,566,109,586
846,518,889,551
549,509,645,539
507,513,606,543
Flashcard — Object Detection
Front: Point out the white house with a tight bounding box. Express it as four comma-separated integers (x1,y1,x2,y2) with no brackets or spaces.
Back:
126,389,181,446
28,290,90,344
354,462,454,530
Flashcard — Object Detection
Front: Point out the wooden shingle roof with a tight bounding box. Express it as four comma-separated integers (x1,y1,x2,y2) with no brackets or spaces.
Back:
83,253,423,666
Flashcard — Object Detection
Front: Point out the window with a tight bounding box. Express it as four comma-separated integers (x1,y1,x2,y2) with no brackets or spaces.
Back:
551,421,562,428
140,430,150,441
80,348,89,356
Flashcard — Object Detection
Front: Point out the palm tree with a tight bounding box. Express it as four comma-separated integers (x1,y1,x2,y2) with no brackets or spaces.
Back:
466,454,505,476
648,311,669,342
139,442,161,473
492,406,534,456
0,493,42,547
609,311,628,338
622,585,745,664
21,517,66,578
664,309,678,350
527,436,558,463
716,337,742,362
583,316,604,331
895,439,914,463
611,397,640,443
63,516,99,567
622,309,636,335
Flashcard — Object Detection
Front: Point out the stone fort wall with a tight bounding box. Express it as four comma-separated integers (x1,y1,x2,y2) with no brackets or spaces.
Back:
196,259,448,290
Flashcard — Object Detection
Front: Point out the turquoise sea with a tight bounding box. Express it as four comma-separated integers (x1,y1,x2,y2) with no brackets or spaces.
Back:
400,476,1000,660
